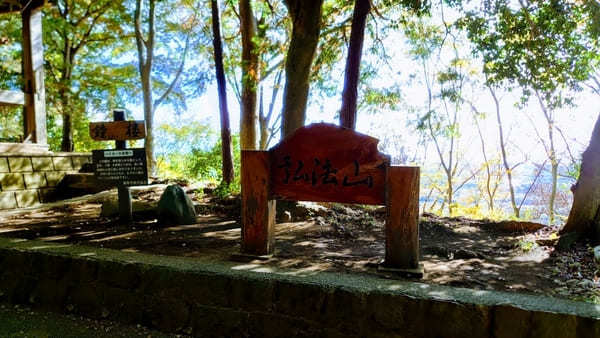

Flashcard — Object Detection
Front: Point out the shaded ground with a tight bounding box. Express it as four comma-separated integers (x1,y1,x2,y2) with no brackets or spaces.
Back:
0,302,186,337
0,184,598,304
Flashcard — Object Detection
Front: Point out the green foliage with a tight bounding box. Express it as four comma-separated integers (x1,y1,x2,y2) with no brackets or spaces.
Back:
155,122,241,185
459,0,597,107
0,106,22,142
517,239,538,253
0,14,22,90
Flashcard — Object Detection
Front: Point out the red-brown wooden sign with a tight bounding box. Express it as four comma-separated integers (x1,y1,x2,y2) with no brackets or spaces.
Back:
241,123,423,276
89,120,146,141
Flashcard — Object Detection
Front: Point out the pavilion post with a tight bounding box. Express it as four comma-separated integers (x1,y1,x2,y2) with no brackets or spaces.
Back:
21,6,47,145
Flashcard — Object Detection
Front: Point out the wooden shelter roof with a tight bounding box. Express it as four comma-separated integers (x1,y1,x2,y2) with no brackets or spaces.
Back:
0,0,46,14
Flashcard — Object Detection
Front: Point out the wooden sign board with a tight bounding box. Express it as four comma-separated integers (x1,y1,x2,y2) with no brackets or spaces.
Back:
241,123,422,276
270,124,388,205
92,148,148,186
89,121,146,141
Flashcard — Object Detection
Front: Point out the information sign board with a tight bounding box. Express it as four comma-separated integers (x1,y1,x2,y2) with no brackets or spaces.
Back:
92,148,148,186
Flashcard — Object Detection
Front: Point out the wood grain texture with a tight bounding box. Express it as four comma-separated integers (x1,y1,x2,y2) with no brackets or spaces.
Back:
241,151,275,255
0,90,24,106
89,121,146,141
384,166,420,269
270,123,388,205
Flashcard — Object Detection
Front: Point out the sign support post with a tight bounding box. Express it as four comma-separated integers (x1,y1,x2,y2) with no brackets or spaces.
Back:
89,110,147,224
113,109,132,223
240,123,424,277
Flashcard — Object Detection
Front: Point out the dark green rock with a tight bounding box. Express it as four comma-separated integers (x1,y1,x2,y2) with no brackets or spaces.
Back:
157,185,196,225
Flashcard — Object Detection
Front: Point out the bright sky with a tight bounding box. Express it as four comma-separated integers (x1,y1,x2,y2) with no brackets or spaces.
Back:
125,4,599,179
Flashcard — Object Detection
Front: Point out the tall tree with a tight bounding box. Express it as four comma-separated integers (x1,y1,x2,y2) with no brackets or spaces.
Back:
280,0,323,137
559,0,600,242
339,0,371,130
561,113,600,242
43,0,125,151
460,0,595,223
211,0,234,184
134,0,193,174
239,0,259,150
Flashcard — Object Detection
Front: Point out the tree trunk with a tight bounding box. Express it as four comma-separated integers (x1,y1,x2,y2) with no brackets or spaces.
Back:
60,111,73,151
490,85,519,217
281,0,324,137
211,0,234,184
239,0,258,150
142,71,155,175
561,112,600,241
59,39,75,152
135,0,156,175
339,0,370,130
548,126,558,225
59,85,74,151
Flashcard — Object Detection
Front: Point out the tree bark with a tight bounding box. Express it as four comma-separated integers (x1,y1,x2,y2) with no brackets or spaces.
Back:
239,0,258,150
211,0,234,184
535,89,558,225
490,85,519,217
339,0,370,130
281,0,324,137
561,112,600,241
135,0,156,175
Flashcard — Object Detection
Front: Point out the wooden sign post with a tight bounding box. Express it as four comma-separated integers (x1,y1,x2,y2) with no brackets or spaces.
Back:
241,123,423,277
89,109,148,223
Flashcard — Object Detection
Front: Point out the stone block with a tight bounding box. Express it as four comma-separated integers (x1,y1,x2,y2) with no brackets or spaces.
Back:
71,156,91,170
23,172,47,189
8,157,32,172
46,172,67,187
0,192,17,210
0,173,25,190
492,305,532,338
14,190,40,208
0,157,9,173
31,157,54,171
52,156,73,171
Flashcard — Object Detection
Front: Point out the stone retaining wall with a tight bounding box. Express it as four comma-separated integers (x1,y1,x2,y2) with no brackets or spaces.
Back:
0,153,91,209
0,237,597,337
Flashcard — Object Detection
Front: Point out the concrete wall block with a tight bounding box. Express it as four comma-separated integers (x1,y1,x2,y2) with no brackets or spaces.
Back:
8,157,33,172
492,305,532,338
14,190,40,208
0,157,9,173
23,172,47,189
52,156,73,171
45,172,67,187
0,173,26,190
31,157,54,171
0,191,17,210
71,156,91,170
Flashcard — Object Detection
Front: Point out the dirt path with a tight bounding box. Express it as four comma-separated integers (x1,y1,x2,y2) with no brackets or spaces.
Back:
0,186,598,303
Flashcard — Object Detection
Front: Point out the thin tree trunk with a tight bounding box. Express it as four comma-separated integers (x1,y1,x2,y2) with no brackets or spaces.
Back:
259,69,283,150
211,0,234,184
59,34,75,151
135,0,157,175
239,0,258,150
474,114,494,211
490,85,519,217
535,89,558,225
339,0,370,130
281,0,323,137
562,112,600,241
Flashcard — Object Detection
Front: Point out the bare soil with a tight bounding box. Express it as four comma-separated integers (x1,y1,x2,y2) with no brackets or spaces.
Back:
0,184,598,303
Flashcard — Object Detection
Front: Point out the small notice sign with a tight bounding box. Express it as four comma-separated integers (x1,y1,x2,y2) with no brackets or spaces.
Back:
92,148,148,186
